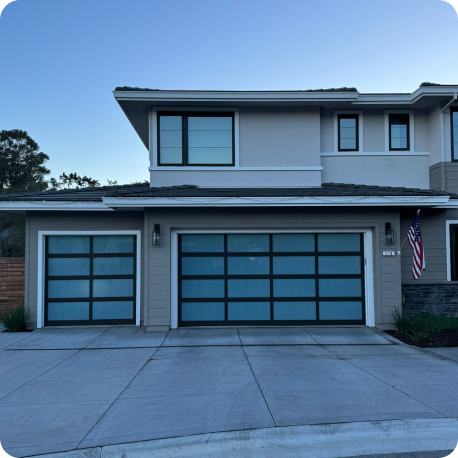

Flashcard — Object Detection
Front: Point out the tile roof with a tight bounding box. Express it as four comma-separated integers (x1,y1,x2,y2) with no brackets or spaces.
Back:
420,82,457,87
0,183,455,203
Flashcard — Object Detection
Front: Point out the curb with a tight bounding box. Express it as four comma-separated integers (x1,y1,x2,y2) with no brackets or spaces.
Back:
24,418,458,458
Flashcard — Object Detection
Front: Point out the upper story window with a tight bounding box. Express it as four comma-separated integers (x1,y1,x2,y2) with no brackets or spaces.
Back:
158,113,234,166
338,114,359,151
389,114,410,151
451,107,458,161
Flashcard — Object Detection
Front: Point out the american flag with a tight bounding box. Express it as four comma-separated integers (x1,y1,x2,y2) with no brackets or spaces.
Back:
407,215,425,280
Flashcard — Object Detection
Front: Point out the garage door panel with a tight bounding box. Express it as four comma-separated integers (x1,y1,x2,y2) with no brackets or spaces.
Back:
179,233,366,326
45,235,137,326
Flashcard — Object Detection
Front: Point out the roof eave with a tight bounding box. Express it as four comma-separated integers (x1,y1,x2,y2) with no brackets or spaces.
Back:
113,90,360,103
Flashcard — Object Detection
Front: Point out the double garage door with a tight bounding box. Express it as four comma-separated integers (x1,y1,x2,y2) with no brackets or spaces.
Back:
179,233,366,326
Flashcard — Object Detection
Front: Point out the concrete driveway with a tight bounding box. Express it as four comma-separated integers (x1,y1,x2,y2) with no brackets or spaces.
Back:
0,326,457,457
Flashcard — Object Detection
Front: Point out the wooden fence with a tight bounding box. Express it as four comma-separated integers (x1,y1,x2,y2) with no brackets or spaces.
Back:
0,257,25,318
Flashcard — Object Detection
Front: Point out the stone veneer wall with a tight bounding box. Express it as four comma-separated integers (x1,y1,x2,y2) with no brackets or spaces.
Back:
402,284,458,317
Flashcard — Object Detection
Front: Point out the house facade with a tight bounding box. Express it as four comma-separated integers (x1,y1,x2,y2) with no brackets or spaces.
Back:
2,82,458,331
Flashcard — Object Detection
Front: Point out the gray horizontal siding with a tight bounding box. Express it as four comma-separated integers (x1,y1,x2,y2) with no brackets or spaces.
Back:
147,207,401,329
400,208,458,284
429,162,458,194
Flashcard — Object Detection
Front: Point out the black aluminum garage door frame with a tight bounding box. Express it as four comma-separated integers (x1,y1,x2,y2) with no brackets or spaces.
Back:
178,233,366,327
44,235,137,326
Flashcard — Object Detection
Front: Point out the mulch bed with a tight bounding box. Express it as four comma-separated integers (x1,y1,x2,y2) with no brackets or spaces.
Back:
385,330,458,348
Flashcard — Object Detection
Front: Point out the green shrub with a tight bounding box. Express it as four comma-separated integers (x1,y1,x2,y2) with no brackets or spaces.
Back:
0,302,31,332
411,313,458,334
391,308,414,334
410,329,427,343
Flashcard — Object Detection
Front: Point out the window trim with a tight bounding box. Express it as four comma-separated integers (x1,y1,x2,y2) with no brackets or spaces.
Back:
451,107,458,162
338,114,359,152
446,221,458,281
37,231,141,328
157,111,236,167
333,110,363,153
385,110,414,152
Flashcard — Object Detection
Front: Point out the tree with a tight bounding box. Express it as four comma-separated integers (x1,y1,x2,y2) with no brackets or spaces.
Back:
48,172,100,190
0,130,50,257
0,129,50,194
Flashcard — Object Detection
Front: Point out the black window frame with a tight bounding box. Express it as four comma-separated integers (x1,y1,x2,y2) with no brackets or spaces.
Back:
451,107,458,162
450,225,458,281
157,112,235,166
338,114,359,152
178,233,366,327
389,113,410,151
44,235,137,326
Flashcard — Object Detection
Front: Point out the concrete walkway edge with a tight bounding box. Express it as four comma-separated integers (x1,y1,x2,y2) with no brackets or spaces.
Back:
21,418,458,458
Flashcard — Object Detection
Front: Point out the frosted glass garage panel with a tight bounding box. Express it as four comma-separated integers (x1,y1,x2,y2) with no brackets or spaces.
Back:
48,302,89,321
319,302,363,320
92,301,134,320
182,257,224,275
93,235,134,253
93,257,134,275
181,303,225,321
48,236,90,254
272,234,314,252
182,280,225,298
319,279,361,297
273,279,315,297
318,256,361,274
227,234,269,252
227,257,270,275
181,235,224,253
273,257,315,275
93,279,133,297
228,279,270,297
48,258,90,276
48,280,89,298
274,302,316,320
228,302,270,321
317,234,361,252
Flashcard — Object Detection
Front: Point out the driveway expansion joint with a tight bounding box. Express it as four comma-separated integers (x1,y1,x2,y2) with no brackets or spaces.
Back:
237,328,277,427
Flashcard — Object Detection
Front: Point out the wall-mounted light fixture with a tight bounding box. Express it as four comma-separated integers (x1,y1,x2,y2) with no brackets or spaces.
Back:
152,224,161,246
385,223,394,245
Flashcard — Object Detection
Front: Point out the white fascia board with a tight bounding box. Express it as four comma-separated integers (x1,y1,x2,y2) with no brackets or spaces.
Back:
0,201,113,211
433,201,458,208
355,86,458,105
113,91,359,102
103,196,450,208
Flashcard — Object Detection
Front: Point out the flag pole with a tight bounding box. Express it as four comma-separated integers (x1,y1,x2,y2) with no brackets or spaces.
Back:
399,209,421,252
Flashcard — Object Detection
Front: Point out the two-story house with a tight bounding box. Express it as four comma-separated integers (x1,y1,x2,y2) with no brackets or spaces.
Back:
2,82,458,331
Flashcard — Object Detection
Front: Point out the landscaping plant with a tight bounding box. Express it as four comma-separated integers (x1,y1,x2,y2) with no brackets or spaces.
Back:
391,309,414,334
389,309,458,347
0,301,31,332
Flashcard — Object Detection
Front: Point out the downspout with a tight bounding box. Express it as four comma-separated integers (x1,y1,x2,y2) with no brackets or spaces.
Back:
440,93,457,190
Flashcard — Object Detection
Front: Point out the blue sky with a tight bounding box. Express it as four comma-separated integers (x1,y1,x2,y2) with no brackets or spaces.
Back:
0,0,457,184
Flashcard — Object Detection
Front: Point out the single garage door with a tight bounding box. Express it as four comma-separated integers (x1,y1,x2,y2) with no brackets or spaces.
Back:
44,234,137,326
178,233,366,326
